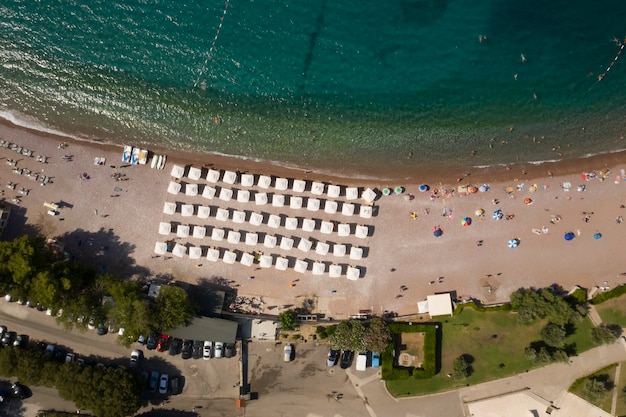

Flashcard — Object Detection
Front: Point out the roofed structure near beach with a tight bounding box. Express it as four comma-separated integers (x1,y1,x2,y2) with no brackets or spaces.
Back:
421,293,454,318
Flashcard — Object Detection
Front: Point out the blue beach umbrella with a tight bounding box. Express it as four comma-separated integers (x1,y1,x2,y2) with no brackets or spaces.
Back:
507,238,520,249
419,184,429,192
493,209,503,221
433,227,443,237
594,232,602,239
564,232,575,241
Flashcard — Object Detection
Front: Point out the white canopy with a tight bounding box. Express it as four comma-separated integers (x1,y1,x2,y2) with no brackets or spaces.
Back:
294,259,308,273
167,181,181,195
341,203,355,217
172,243,187,258
320,221,334,234
245,232,258,246
176,224,190,238
324,201,338,214
361,188,377,204
345,187,359,200
249,212,264,226
192,226,206,239
170,164,185,179
302,218,316,232
206,247,219,262
257,175,271,189
315,242,330,255
333,244,347,257
312,262,326,275
163,201,176,215
197,206,211,219
232,210,246,224
329,264,342,278
327,184,341,198
222,250,236,264
275,257,289,271
223,170,237,185
227,231,241,244
202,186,216,200
219,187,233,202
189,246,202,260
255,192,268,206
237,189,250,203
285,217,298,230
268,214,281,229
240,252,254,267
306,198,320,212
187,166,201,181
289,196,303,209
347,266,361,280
359,205,373,219
279,237,294,251
185,183,198,196
211,228,225,241
297,238,312,252
154,242,167,255
158,222,172,235
272,194,285,207
292,179,306,193
263,234,277,248
259,255,273,268
206,169,220,183
275,178,288,191
349,246,363,260
338,224,351,237
311,181,325,195
240,174,254,187
216,208,229,221
181,204,194,217
355,225,369,239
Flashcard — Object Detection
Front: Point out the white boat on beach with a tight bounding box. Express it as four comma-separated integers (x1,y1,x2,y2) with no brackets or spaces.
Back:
158,155,167,169
138,149,148,165
131,148,140,165
150,155,159,169
122,145,132,163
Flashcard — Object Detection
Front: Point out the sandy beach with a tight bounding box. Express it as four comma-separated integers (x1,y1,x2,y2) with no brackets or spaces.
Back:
1,120,625,319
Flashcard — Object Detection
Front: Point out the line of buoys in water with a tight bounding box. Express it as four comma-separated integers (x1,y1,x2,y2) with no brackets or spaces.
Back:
194,0,231,89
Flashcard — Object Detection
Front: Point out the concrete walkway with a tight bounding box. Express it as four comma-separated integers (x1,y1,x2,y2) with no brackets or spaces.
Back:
587,304,603,327
611,362,621,415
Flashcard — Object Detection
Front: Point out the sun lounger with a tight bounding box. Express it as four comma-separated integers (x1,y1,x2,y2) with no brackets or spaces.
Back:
223,170,237,185
197,206,211,219
263,235,277,248
245,232,258,246
275,178,288,191
255,192,268,206
192,226,206,239
290,196,303,209
158,222,171,235
338,224,351,237
176,225,190,238
216,208,229,222
259,255,273,268
302,218,316,232
258,175,271,189
206,169,220,183
268,214,281,228
285,217,298,230
333,244,346,257
275,257,289,271
227,231,241,244
294,259,308,273
324,201,338,214
312,262,326,276
355,225,369,239
292,179,306,193
202,186,216,200
345,187,359,200
232,210,246,223
346,266,361,280
279,237,294,251
307,198,321,212
297,238,312,252
240,174,254,187
249,212,264,227
240,253,254,267
187,166,201,181
163,202,176,215
320,221,334,234
327,185,341,198
311,182,325,195
272,194,285,207
349,246,363,260
167,181,182,195
329,264,342,278
185,183,198,196
181,204,194,217
223,251,236,264
189,247,202,260
237,189,250,203
359,205,372,219
219,188,233,202
211,228,225,241
206,248,220,262
154,242,167,255
172,243,187,258
341,203,355,216
315,242,330,255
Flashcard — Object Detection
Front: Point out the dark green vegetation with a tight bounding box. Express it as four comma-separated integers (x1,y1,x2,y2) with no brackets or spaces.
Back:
0,235,195,346
382,323,438,382
590,284,626,305
277,310,297,331
329,318,391,353
569,364,617,413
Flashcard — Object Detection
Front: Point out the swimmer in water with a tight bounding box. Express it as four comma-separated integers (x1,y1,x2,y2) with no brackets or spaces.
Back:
521,53,527,62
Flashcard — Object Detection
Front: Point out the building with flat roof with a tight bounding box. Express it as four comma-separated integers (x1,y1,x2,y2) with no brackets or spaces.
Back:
167,316,238,344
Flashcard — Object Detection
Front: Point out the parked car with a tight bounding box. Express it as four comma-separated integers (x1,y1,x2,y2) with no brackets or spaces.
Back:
340,350,354,369
283,343,293,362
14,334,28,348
149,371,159,393
54,349,67,363
2,331,16,347
158,373,169,394
65,353,75,364
11,382,30,399
192,340,203,359
169,376,180,395
203,341,212,360
96,323,107,336
371,352,381,368
146,333,157,350
0,326,6,339
168,338,182,356
137,334,146,346
224,343,235,358
156,335,169,352
181,340,192,359
356,352,367,371
327,348,340,367
214,342,224,358
130,350,142,369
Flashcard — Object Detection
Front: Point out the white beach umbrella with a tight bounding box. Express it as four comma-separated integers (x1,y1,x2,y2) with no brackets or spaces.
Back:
294,259,308,274
158,222,172,235
290,196,303,210
187,166,201,181
206,169,220,183
280,237,294,251
311,181,325,195
222,250,236,264
170,164,185,179
249,212,264,227
347,266,361,281
154,242,167,255
211,228,225,241
329,264,342,278
202,185,216,200
268,214,281,229
333,244,347,257
197,206,211,219
285,217,298,230
192,226,206,239
292,179,306,193
275,178,289,191
259,255,273,268
223,170,237,185
315,242,330,255
240,174,254,187
167,181,181,195
359,205,373,219
297,238,312,252
272,194,285,207
181,204,194,217
237,189,250,203
327,184,341,198
189,246,202,260
255,192,268,206
312,262,326,276
349,246,363,260
263,234,277,248
302,218,316,232
345,187,359,200
324,201,338,214
257,175,271,189
206,247,219,262
227,231,241,244
240,252,254,267
341,203,355,217
355,225,369,239
185,183,198,196
219,187,233,202
163,201,176,215
176,224,190,238
320,221,334,234
245,232,258,246
275,257,289,271
216,208,229,222
232,210,246,224
338,224,351,237
307,198,321,212
172,243,187,258
361,188,377,204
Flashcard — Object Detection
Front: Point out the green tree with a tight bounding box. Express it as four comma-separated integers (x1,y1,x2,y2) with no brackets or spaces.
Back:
591,325,620,345
540,323,566,348
0,235,48,294
329,320,367,351
278,310,297,331
363,318,392,352
153,285,196,330
105,280,151,346
583,376,611,402
452,355,470,379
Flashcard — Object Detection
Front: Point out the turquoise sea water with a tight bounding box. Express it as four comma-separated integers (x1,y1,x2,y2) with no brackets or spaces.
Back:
1,0,626,175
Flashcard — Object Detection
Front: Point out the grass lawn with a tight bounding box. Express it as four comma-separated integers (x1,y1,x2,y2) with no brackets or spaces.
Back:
569,364,617,413
595,294,626,327
386,308,597,397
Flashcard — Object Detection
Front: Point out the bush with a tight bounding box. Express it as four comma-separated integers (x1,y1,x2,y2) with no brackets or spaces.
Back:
315,326,328,339
382,323,439,381
278,310,297,331
591,324,621,345
590,284,626,304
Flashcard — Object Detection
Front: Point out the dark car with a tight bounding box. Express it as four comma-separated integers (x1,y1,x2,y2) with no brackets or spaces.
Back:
14,334,28,348
224,343,235,358
54,349,67,363
327,348,340,367
181,340,192,359
168,338,182,356
146,333,157,350
96,323,107,336
192,340,203,359
340,350,354,369
169,376,180,395
2,331,16,347
156,335,169,352
11,382,31,399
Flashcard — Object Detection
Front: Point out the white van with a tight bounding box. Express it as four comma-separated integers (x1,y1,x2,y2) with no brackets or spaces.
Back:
356,352,367,371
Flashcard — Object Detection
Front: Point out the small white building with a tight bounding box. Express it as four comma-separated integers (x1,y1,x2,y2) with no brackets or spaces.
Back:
417,293,454,318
